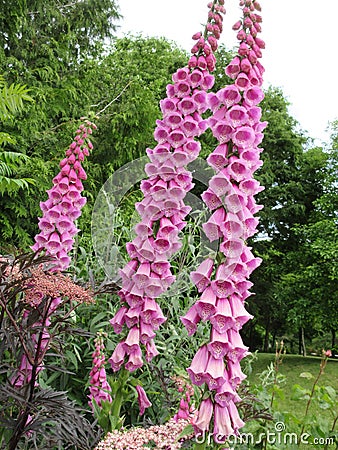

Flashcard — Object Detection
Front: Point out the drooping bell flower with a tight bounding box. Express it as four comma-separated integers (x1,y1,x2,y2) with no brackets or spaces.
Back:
136,385,152,416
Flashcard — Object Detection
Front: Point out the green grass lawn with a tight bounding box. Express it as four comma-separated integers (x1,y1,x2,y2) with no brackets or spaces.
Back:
248,353,338,392
244,353,337,448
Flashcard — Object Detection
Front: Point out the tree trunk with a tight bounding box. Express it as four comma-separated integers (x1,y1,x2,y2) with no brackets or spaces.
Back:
300,327,306,356
263,316,270,352
248,322,255,349
272,329,277,349
331,328,336,349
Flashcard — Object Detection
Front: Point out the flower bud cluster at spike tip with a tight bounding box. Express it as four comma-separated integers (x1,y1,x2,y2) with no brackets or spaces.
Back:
31,120,97,272
227,0,265,85
88,333,112,411
108,4,226,374
181,0,266,442
189,0,226,72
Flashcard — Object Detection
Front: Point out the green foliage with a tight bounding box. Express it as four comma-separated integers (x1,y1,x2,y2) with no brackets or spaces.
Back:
0,75,33,121
0,75,35,195
240,353,338,450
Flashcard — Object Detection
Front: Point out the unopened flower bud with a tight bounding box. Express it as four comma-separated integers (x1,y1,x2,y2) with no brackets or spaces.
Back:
232,20,242,30
192,32,202,40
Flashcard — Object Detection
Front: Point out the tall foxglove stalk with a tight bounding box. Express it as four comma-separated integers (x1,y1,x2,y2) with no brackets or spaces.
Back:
108,0,226,373
181,0,266,442
32,119,96,271
12,120,96,389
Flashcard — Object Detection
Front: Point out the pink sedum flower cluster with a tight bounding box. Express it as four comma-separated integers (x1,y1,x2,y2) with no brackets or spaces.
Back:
181,0,266,442
89,333,113,410
94,418,190,450
108,1,226,373
11,269,94,389
32,120,96,272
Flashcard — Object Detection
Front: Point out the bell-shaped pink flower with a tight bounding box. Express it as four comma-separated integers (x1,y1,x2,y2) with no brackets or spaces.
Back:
229,295,253,330
196,286,217,321
187,344,209,386
207,328,230,360
225,56,241,79
203,208,226,242
244,85,264,106
228,399,245,432
145,339,159,362
109,342,127,372
204,354,226,390
227,328,249,363
138,238,156,262
217,85,241,107
144,275,164,298
180,303,201,336
214,371,241,406
125,346,143,372
232,126,256,148
228,359,246,389
132,262,151,289
220,212,244,239
190,258,214,292
182,116,200,137
209,171,231,197
211,121,234,143
150,302,167,330
136,385,152,415
123,326,140,354
140,321,156,344
194,397,213,432
109,306,128,334
213,404,234,442
160,97,179,116
201,188,222,210
188,69,203,87
220,237,244,259
172,67,189,82
210,298,236,334
124,305,141,328
192,90,208,113
206,144,228,172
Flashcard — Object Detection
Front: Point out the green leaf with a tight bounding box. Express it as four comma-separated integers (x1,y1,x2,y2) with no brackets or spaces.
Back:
178,424,194,439
299,372,314,380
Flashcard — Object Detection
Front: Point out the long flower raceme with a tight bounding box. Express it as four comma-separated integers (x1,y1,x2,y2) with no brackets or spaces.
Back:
89,333,113,410
32,119,96,271
181,0,266,443
108,1,227,381
11,119,96,389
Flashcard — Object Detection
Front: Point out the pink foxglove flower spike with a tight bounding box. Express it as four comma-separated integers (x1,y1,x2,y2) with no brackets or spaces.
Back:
109,0,227,374
182,0,266,442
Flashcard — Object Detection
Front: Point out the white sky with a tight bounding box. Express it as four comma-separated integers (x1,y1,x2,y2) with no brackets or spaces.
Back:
117,0,338,145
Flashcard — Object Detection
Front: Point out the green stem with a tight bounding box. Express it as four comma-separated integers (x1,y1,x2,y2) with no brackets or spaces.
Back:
111,369,129,426
193,441,207,450
298,357,327,447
